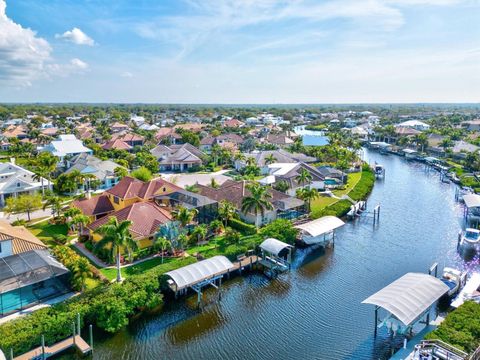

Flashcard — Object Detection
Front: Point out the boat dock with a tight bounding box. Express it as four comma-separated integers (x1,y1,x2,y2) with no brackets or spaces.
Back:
451,272,480,308
13,335,91,360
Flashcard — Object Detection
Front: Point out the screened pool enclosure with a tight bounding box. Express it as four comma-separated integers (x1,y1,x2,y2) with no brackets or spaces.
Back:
0,249,70,316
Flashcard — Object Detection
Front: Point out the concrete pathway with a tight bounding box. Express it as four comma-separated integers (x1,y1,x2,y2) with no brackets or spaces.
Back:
72,241,108,268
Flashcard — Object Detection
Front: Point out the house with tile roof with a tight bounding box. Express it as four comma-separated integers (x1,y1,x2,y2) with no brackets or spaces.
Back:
151,143,205,172
196,180,304,226
235,149,316,172
199,134,244,153
0,220,47,257
110,132,145,147
101,138,133,151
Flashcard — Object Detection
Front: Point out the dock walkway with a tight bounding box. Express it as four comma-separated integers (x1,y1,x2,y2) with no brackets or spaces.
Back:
14,335,91,360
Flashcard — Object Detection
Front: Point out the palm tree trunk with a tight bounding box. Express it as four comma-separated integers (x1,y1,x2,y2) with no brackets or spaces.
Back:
116,250,122,282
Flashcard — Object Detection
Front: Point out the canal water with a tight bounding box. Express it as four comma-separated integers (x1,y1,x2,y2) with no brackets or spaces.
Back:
67,150,475,360
294,125,330,146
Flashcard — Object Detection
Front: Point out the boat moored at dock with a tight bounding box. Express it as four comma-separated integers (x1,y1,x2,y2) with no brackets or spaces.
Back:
458,228,480,249
440,267,467,297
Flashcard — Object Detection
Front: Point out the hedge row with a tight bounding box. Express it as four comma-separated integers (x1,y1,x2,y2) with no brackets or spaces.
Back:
0,257,196,355
425,301,480,353
228,218,257,235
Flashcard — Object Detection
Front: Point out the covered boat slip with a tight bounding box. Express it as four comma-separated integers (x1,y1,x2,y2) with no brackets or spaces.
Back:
295,216,345,246
462,193,480,222
363,273,449,336
258,238,293,276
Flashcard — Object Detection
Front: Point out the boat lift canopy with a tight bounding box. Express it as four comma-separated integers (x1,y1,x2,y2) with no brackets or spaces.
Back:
165,256,234,292
370,142,391,149
362,273,449,327
402,148,417,154
463,194,480,209
259,238,292,257
295,216,345,237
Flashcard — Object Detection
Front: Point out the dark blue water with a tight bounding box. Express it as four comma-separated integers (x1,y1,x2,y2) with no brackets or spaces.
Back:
294,125,330,146
71,150,474,360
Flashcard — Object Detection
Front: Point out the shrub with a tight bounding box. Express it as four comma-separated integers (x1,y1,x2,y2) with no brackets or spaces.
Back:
52,234,68,244
224,227,241,245
260,219,298,244
228,218,257,235
11,219,27,226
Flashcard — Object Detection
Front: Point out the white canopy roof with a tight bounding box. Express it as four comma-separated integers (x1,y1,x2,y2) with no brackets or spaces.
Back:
402,148,417,154
165,256,234,291
260,238,292,256
463,193,480,209
362,273,449,326
295,216,345,237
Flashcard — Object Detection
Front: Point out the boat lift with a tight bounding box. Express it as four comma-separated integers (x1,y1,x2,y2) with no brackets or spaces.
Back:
258,238,293,278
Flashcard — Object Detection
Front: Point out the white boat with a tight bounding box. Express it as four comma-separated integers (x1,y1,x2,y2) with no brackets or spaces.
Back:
373,163,385,178
452,272,480,308
459,228,480,247
440,267,467,297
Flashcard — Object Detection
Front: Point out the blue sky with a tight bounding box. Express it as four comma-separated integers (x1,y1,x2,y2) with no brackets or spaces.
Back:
0,0,479,103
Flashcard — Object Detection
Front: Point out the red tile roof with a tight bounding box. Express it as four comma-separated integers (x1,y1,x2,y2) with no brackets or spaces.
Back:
72,195,115,217
106,176,182,200
88,202,172,239
102,139,132,150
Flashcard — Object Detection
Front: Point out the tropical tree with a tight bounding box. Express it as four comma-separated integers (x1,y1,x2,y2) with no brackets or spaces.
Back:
241,183,273,219
131,167,152,182
264,154,277,165
43,195,63,218
172,206,198,229
72,257,92,292
296,187,320,213
210,178,219,189
71,214,90,237
114,166,129,179
218,200,237,228
4,194,42,221
414,133,428,152
154,236,171,263
295,168,312,187
273,180,289,193
209,219,224,235
191,224,208,245
95,217,137,282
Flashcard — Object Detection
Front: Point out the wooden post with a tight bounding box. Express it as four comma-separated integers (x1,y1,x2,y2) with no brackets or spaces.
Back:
10,348,13,360
41,335,45,360
374,306,378,337
72,322,76,345
77,313,81,336
89,324,93,352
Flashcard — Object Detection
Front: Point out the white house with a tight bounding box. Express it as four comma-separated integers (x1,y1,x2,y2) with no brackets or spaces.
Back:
0,161,50,207
41,134,92,164
396,120,430,131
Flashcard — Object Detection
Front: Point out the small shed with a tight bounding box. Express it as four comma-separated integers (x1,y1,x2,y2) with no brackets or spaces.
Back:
295,216,345,246
362,273,449,336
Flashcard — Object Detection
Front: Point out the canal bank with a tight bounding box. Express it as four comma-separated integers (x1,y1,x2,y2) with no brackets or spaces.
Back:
60,149,469,360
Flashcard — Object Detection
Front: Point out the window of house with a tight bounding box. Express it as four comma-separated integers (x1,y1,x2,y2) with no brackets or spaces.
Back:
17,182,20,187
0,242,2,253
114,196,119,204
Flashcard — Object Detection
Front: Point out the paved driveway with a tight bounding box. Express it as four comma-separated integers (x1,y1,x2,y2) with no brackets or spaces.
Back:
162,170,231,188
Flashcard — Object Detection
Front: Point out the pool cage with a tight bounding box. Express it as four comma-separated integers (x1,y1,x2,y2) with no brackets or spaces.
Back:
0,249,70,316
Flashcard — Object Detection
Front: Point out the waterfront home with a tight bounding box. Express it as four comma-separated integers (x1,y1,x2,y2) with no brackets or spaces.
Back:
395,126,421,137
451,141,480,159
41,134,93,164
87,201,173,249
317,166,347,185
0,220,69,317
197,180,305,226
264,134,295,147
0,161,50,207
65,153,126,190
235,150,316,171
200,134,244,153
260,162,325,196
151,143,204,172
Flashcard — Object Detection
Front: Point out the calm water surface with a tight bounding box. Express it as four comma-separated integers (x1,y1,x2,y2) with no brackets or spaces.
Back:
67,150,477,360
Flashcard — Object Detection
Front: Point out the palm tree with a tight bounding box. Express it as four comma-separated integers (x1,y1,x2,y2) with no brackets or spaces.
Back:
296,187,320,213
32,167,49,198
414,133,428,153
155,236,171,263
95,217,137,283
246,157,256,167
36,152,58,193
72,214,90,238
295,168,312,188
191,224,208,245
172,206,198,229
43,195,63,218
265,154,277,165
241,183,273,221
210,178,219,189
218,200,236,228
72,257,92,292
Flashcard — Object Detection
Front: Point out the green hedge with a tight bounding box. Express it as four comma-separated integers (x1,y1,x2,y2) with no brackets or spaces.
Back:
425,301,480,353
228,218,257,235
0,257,196,355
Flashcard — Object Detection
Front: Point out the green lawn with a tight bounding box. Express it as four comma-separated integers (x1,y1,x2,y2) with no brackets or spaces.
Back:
100,256,187,281
28,221,73,246
311,171,362,217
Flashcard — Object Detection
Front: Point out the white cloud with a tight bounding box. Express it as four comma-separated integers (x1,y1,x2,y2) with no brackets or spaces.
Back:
120,71,133,78
46,58,89,77
0,0,52,86
55,27,95,46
